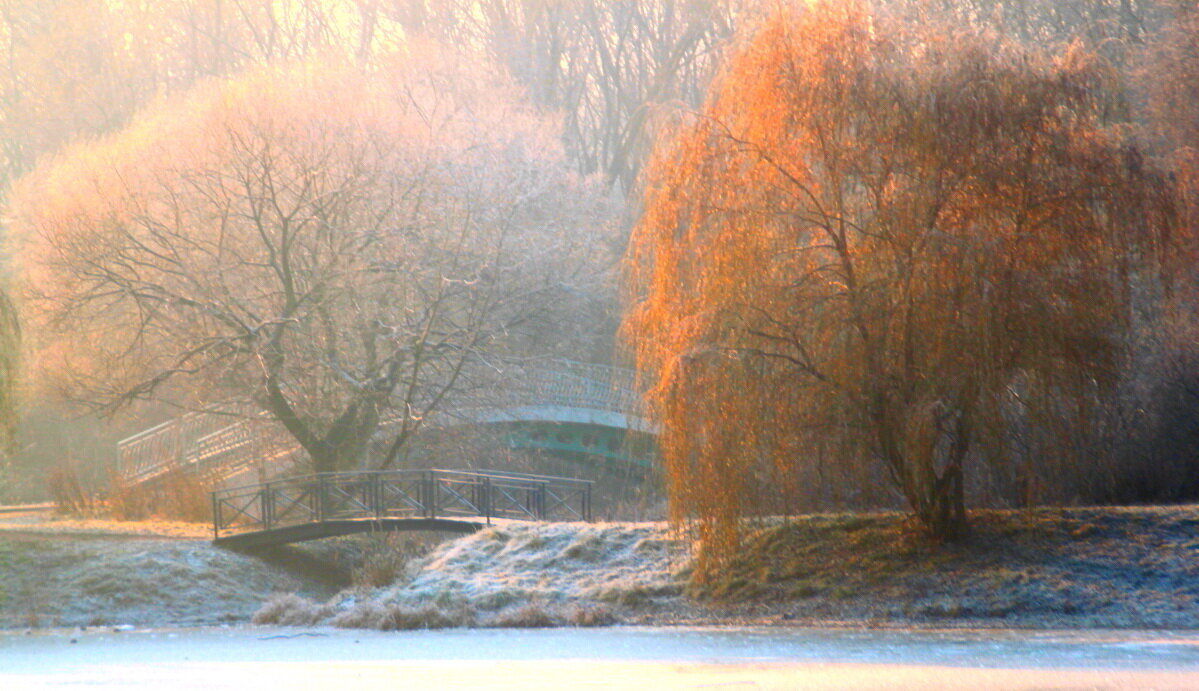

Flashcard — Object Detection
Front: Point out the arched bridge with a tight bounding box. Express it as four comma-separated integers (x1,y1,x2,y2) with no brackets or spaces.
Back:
211,469,592,549
117,359,655,485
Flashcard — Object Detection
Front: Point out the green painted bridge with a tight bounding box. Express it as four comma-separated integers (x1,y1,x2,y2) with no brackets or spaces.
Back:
117,360,655,485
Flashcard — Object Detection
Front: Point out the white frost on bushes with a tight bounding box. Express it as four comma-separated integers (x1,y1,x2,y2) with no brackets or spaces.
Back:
329,522,689,625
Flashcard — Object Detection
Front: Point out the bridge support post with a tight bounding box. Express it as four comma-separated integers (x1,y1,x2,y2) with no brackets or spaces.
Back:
423,471,437,519
483,476,491,525
263,483,273,530
211,491,219,540
371,473,382,520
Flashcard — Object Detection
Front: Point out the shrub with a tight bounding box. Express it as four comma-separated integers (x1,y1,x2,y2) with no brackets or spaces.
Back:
252,593,332,626
351,533,427,588
106,468,212,523
563,603,617,627
485,603,557,628
331,602,473,630
47,465,103,517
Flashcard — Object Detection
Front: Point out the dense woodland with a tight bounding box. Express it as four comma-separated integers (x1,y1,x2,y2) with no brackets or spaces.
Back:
0,0,1197,562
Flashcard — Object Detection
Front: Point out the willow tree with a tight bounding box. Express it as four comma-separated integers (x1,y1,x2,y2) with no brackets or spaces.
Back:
12,51,611,473
625,1,1173,554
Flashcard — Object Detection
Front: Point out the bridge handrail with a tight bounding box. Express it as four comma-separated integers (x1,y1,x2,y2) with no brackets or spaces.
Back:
213,467,588,496
445,468,595,486
214,468,426,495
118,417,177,446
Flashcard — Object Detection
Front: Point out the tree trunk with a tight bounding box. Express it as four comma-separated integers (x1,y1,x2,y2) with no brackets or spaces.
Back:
922,405,973,541
924,463,968,541
309,447,339,475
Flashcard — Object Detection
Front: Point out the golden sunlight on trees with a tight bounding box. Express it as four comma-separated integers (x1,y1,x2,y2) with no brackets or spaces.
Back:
0,0,136,185
11,49,613,473
0,0,400,189
625,1,1176,560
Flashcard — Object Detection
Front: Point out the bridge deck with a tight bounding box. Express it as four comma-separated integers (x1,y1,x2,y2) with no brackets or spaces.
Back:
214,517,491,549
211,469,592,548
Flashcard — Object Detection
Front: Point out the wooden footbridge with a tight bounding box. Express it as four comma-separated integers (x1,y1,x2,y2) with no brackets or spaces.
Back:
211,469,592,548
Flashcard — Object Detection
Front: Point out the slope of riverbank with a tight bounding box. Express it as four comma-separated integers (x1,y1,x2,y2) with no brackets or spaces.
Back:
0,507,346,629
267,506,1199,630
690,506,1199,629
275,522,688,629
0,532,344,629
4,505,1199,630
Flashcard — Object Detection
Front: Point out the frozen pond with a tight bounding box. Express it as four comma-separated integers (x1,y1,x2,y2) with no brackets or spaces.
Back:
4,625,1199,689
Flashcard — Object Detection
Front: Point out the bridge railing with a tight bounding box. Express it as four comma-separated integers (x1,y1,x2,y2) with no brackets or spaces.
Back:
118,410,245,481
511,361,639,414
211,469,593,540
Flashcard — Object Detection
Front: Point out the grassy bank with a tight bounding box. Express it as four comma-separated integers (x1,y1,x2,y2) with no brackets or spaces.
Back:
254,506,1199,631
3,505,1199,631
0,533,343,629
692,506,1199,628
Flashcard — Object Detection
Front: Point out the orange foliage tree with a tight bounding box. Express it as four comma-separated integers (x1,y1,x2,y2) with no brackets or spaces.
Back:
11,52,612,473
625,1,1174,555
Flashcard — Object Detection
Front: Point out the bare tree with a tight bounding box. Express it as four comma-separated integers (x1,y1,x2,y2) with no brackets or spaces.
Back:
12,53,613,473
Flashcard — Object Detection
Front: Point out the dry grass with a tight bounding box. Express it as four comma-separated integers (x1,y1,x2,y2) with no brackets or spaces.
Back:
47,465,104,517
252,593,334,626
49,463,213,524
351,533,428,588
561,603,617,627
330,601,474,630
107,469,212,523
323,600,621,630
485,603,557,628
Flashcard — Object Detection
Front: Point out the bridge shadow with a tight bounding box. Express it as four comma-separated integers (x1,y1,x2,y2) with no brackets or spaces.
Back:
224,542,355,589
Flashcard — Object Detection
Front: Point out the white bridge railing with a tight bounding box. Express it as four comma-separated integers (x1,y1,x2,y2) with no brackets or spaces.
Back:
117,360,645,484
